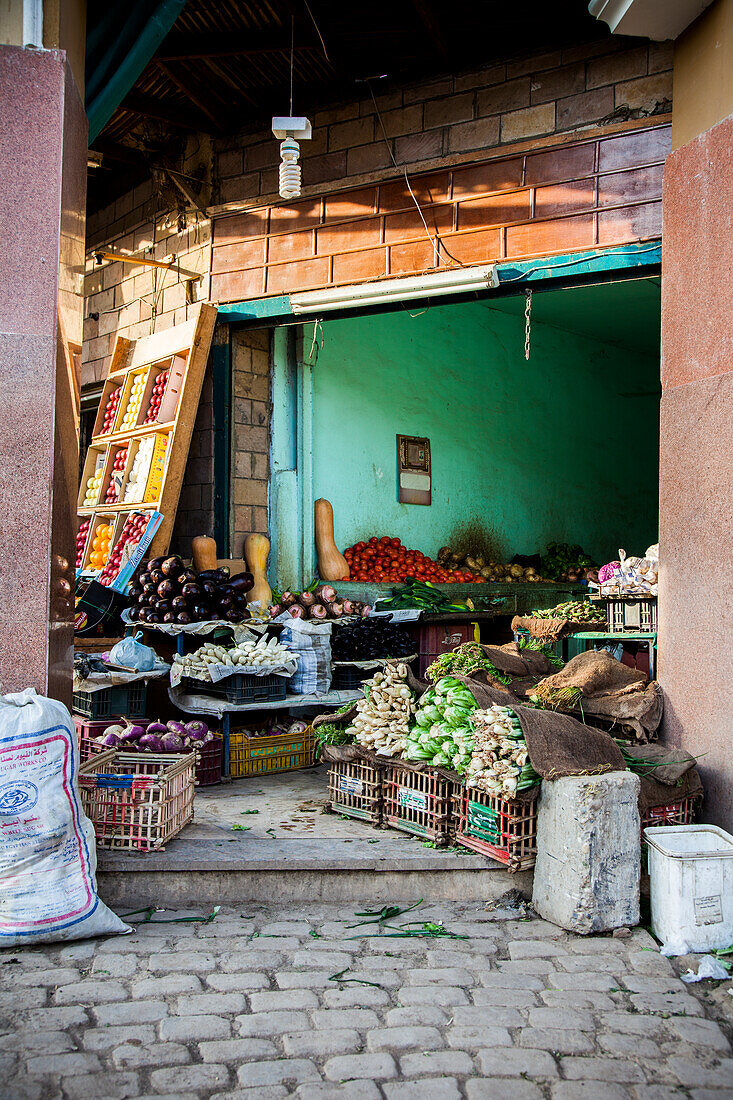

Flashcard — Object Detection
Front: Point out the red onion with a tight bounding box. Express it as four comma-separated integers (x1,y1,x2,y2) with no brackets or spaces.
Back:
315,584,337,603
341,599,354,615
326,601,344,618
310,603,327,619
298,591,316,608
288,605,305,619
184,720,209,741
279,592,297,608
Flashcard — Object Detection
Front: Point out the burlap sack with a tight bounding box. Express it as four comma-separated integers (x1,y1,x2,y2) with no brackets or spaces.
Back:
639,767,704,813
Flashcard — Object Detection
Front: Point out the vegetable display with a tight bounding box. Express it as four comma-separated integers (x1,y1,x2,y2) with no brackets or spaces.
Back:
172,634,294,682
531,600,606,624
344,537,481,584
331,619,415,662
425,643,512,685
375,579,471,613
270,585,370,621
466,706,539,796
95,718,215,753
404,677,478,771
348,664,417,756
99,513,150,586
127,555,254,624
437,546,542,583
541,542,597,583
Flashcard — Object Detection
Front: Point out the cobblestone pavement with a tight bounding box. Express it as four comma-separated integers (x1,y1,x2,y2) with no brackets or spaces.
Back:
2,902,732,1100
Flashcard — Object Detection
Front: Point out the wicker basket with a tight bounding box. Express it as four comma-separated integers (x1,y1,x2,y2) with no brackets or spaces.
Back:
453,784,539,871
383,763,456,846
229,725,315,779
78,749,195,852
328,758,383,824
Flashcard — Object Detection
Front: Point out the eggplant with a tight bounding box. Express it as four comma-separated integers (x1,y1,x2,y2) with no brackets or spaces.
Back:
176,611,192,624
161,555,184,578
149,568,164,585
229,571,255,595
157,579,175,598
218,594,234,610
201,581,217,599
179,569,196,585
147,612,162,624
143,582,156,597
172,596,187,612
148,556,166,572
156,599,172,616
128,607,140,621
181,582,202,599
128,584,142,601
226,609,244,622
197,568,228,585
163,612,176,623
192,604,210,620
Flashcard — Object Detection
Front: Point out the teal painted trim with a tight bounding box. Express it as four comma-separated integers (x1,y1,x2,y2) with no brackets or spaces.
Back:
217,297,293,322
496,242,661,286
87,0,188,143
299,329,316,589
216,243,660,326
270,328,302,587
211,339,231,555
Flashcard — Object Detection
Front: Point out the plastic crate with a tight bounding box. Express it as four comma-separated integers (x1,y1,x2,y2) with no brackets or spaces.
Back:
72,681,147,720
229,725,315,779
180,673,287,705
196,736,223,786
331,665,372,691
327,758,383,824
454,784,540,872
641,795,701,834
73,716,112,763
78,749,195,851
383,763,456,846
607,597,657,633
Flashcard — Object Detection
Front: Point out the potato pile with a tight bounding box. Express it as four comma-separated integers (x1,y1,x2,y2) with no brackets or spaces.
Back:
437,547,541,583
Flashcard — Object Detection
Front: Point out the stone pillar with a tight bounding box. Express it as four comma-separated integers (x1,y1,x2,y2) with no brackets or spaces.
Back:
0,45,86,707
658,113,733,831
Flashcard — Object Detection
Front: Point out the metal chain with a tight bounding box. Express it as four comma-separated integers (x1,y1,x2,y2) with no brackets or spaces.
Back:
524,289,532,361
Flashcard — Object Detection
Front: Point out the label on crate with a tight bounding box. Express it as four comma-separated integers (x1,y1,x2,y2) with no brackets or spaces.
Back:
397,786,427,812
694,895,723,926
143,434,169,503
339,776,363,795
467,800,499,842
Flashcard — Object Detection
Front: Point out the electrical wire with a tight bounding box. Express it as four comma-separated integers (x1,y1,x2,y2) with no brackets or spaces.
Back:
289,15,295,116
497,245,661,282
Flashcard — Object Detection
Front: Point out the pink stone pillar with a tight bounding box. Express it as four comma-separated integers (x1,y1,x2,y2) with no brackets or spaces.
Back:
0,46,86,708
659,113,733,831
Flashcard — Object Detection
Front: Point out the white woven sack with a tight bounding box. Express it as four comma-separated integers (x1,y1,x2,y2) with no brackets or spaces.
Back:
0,689,130,947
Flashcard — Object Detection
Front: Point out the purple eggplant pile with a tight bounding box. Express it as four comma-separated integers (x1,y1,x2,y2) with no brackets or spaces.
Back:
127,555,254,625
96,718,216,752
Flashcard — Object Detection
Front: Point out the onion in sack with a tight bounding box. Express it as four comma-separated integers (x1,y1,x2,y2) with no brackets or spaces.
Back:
184,720,209,742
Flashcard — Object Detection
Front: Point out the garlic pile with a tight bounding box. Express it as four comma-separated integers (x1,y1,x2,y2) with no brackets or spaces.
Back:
349,663,416,757
124,436,156,503
465,705,537,797
173,635,294,682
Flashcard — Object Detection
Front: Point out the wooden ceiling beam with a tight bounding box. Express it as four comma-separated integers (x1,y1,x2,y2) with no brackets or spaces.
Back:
410,0,449,58
157,61,223,130
125,92,213,133
157,32,316,61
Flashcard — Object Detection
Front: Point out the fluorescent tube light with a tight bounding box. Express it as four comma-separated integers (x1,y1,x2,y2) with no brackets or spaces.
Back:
290,265,499,314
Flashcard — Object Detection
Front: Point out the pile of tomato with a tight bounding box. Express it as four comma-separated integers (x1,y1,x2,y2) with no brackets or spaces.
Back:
344,536,482,584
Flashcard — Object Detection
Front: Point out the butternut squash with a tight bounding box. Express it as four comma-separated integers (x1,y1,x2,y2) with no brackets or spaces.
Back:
192,535,217,572
314,498,350,581
244,533,272,606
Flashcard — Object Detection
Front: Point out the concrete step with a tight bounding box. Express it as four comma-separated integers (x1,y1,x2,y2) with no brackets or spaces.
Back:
97,837,531,907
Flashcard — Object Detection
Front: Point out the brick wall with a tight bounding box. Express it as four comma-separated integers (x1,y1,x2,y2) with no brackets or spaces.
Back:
230,328,270,558
212,38,673,210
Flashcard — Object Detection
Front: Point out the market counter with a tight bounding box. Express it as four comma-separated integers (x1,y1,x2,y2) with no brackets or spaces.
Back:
334,582,583,617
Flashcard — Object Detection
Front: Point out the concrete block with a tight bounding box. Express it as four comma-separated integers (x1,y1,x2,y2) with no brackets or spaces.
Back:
532,772,640,934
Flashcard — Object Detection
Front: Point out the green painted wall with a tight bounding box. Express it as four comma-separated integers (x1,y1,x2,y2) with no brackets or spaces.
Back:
311,295,660,565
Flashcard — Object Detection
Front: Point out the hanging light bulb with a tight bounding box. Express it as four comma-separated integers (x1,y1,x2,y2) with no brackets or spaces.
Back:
272,117,312,200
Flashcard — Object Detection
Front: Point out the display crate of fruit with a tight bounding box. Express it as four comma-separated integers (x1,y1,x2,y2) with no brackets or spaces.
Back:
229,725,315,779
453,784,539,871
382,762,456,846
78,749,195,851
327,758,383,824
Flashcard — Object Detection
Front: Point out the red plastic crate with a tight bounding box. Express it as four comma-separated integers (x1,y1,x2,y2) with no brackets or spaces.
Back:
196,736,223,786
641,795,700,833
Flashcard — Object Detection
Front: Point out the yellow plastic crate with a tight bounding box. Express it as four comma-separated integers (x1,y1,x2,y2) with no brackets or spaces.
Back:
229,725,315,778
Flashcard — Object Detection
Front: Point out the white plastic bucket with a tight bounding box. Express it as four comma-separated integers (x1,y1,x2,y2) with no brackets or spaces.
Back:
645,824,733,952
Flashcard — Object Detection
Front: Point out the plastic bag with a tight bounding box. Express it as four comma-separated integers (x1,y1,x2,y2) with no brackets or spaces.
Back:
0,689,130,947
680,955,730,982
110,631,156,672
